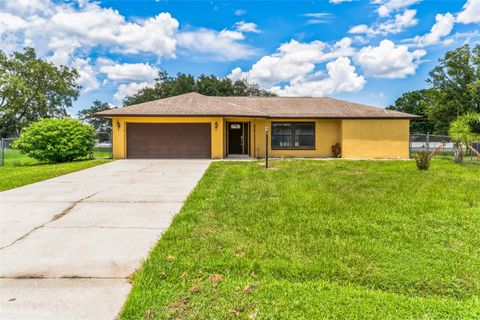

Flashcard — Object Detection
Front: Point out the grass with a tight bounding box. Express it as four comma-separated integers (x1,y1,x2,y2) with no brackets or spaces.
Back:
120,159,480,319
0,149,111,191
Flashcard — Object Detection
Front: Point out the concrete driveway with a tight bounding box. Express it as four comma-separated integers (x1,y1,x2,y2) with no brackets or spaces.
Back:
0,159,210,319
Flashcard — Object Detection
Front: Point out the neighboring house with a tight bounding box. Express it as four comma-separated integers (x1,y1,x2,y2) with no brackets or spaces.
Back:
96,92,419,159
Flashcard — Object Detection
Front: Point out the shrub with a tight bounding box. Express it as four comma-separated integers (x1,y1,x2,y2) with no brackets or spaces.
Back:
13,118,96,162
331,143,342,158
415,150,431,170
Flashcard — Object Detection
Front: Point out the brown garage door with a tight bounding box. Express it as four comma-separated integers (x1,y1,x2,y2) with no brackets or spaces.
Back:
127,123,211,158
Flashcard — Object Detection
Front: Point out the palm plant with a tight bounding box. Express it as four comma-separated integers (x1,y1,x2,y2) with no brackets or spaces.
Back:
449,113,480,163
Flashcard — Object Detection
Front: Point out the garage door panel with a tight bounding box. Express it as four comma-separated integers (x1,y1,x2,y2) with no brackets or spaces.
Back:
127,123,211,158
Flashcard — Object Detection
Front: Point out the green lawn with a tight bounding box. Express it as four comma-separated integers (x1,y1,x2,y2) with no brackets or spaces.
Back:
0,149,111,191
120,159,480,319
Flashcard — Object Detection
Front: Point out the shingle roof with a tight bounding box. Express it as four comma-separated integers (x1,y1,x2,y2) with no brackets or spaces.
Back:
96,92,419,119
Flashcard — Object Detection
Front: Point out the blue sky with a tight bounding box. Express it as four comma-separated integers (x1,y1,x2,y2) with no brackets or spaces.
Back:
1,0,479,115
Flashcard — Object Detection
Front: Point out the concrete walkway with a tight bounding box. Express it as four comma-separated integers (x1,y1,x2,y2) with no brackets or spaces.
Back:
0,159,210,319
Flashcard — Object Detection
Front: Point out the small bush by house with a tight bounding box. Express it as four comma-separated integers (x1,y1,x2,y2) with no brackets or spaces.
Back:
14,118,96,162
415,150,431,170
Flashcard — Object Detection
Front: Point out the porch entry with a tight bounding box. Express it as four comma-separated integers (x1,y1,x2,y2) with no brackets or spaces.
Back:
227,122,250,155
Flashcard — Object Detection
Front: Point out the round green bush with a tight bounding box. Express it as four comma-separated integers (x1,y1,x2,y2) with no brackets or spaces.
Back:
13,118,96,162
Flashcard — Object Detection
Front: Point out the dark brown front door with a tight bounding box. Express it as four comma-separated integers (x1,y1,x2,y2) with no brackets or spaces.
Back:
127,123,211,158
228,122,249,155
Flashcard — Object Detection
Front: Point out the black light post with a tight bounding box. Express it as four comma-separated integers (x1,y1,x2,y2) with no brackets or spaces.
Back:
265,126,269,169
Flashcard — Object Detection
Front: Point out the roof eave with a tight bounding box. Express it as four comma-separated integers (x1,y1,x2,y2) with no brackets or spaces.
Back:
95,113,420,120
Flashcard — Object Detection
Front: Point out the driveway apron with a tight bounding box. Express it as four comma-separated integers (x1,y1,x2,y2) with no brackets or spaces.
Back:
0,159,210,319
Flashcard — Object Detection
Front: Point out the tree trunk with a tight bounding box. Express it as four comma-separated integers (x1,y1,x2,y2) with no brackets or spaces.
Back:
453,141,463,163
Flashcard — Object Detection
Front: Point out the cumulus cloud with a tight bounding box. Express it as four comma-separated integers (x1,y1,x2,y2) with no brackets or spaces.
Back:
329,0,352,3
271,57,365,97
228,37,355,87
113,82,153,102
355,39,426,78
0,0,179,59
229,38,361,96
456,0,480,24
235,21,260,33
0,0,178,95
373,0,420,17
177,28,257,60
349,9,417,36
99,60,159,82
0,0,260,100
411,12,455,46
73,58,100,92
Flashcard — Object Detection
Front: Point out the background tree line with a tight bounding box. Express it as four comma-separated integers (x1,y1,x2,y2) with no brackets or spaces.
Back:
387,44,480,135
122,71,275,106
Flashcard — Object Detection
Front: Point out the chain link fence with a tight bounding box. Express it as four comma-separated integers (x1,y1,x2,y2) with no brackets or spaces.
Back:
0,132,112,166
410,133,480,159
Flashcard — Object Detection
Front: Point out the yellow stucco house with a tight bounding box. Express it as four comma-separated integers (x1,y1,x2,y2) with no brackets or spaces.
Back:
97,92,418,159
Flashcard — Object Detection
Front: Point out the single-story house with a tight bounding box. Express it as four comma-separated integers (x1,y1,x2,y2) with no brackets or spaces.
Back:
96,92,419,159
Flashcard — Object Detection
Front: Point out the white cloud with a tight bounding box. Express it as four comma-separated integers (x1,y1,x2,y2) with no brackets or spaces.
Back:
355,39,426,78
457,0,480,24
271,57,365,97
304,13,333,18
0,0,260,64
235,21,260,33
303,13,334,24
228,37,355,87
113,81,153,102
0,12,28,32
349,9,417,36
177,28,257,60
349,25,372,35
99,61,159,82
73,58,100,92
412,12,455,46
0,0,261,102
229,38,361,97
96,59,160,100
0,1,179,59
379,9,418,33
329,0,352,3
2,0,53,16
373,0,420,17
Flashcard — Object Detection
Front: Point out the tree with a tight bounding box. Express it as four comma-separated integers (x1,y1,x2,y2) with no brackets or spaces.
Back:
0,48,81,138
123,71,275,106
77,100,113,133
449,113,480,163
427,44,480,134
387,89,435,133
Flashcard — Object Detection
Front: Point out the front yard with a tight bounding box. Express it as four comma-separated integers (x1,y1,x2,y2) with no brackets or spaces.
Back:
0,149,110,191
121,159,479,319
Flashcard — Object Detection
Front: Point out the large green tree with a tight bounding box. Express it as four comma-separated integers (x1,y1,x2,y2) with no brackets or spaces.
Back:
387,89,435,133
427,44,480,134
123,72,275,106
0,48,80,138
77,100,113,133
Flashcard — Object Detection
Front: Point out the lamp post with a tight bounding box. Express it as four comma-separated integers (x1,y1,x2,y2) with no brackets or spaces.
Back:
265,126,269,169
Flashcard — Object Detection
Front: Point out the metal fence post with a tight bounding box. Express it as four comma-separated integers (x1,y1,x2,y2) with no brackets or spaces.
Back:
265,126,269,169
1,138,4,166
426,132,430,153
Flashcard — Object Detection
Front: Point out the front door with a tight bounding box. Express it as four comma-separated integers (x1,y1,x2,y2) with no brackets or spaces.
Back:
228,122,249,155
